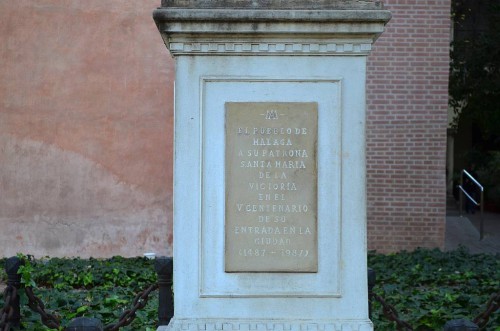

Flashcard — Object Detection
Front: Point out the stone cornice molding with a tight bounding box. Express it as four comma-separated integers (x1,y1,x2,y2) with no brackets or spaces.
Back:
154,9,392,22
153,1,391,57
160,0,385,10
167,39,374,56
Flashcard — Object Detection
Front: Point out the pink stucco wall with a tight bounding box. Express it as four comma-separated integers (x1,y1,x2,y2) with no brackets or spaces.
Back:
0,1,174,257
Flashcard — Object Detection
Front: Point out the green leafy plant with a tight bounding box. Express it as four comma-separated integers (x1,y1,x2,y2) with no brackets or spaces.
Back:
449,1,500,140
1,256,158,330
369,247,499,330
16,254,37,288
1,250,498,330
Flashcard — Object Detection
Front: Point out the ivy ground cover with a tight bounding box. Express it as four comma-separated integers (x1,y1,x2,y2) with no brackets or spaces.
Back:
369,248,499,330
0,248,498,330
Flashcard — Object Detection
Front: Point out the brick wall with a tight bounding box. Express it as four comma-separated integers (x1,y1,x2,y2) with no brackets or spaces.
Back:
366,0,451,252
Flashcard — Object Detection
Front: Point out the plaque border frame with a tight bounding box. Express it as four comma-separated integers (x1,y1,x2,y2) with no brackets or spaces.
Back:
199,76,342,298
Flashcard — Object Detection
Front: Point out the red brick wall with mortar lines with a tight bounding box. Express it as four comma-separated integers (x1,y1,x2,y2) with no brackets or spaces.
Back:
366,0,451,252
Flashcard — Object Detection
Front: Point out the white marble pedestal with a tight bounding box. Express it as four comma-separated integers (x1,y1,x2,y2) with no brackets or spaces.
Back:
154,1,390,331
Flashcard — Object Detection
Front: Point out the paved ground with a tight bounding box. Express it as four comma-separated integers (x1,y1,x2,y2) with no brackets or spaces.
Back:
445,196,500,254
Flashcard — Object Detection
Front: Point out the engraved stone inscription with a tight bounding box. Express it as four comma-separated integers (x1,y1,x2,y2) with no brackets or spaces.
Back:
225,102,318,272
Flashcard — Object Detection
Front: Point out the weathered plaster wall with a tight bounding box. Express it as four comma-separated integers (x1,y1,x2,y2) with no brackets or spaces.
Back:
0,1,174,257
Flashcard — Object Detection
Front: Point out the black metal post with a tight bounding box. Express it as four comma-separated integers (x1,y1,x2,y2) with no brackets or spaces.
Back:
66,317,103,331
367,268,376,319
5,256,23,328
155,257,174,326
443,319,479,331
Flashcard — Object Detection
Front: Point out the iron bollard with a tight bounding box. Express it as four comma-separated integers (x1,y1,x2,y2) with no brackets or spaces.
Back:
444,319,479,331
155,257,174,326
367,268,376,319
5,256,23,328
66,317,103,331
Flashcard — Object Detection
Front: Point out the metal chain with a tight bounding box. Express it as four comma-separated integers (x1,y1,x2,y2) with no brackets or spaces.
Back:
474,292,499,330
24,286,61,330
3,276,497,331
104,283,159,331
0,285,17,331
370,292,414,331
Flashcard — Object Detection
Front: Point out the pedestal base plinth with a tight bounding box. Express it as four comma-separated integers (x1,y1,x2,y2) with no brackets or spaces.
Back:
158,318,373,331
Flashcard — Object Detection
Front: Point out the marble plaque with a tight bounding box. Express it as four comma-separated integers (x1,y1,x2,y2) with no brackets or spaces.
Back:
225,102,318,272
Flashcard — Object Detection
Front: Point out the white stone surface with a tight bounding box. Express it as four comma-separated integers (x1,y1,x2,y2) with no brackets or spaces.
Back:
167,54,369,325
201,78,339,294
154,3,390,330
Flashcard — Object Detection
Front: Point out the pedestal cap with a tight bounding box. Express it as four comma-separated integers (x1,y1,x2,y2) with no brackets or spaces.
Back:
153,0,391,56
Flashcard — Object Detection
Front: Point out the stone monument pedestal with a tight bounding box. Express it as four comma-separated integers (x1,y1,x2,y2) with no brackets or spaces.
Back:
154,1,390,330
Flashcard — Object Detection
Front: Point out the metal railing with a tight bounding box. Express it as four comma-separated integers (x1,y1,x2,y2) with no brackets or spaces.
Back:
458,169,485,240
